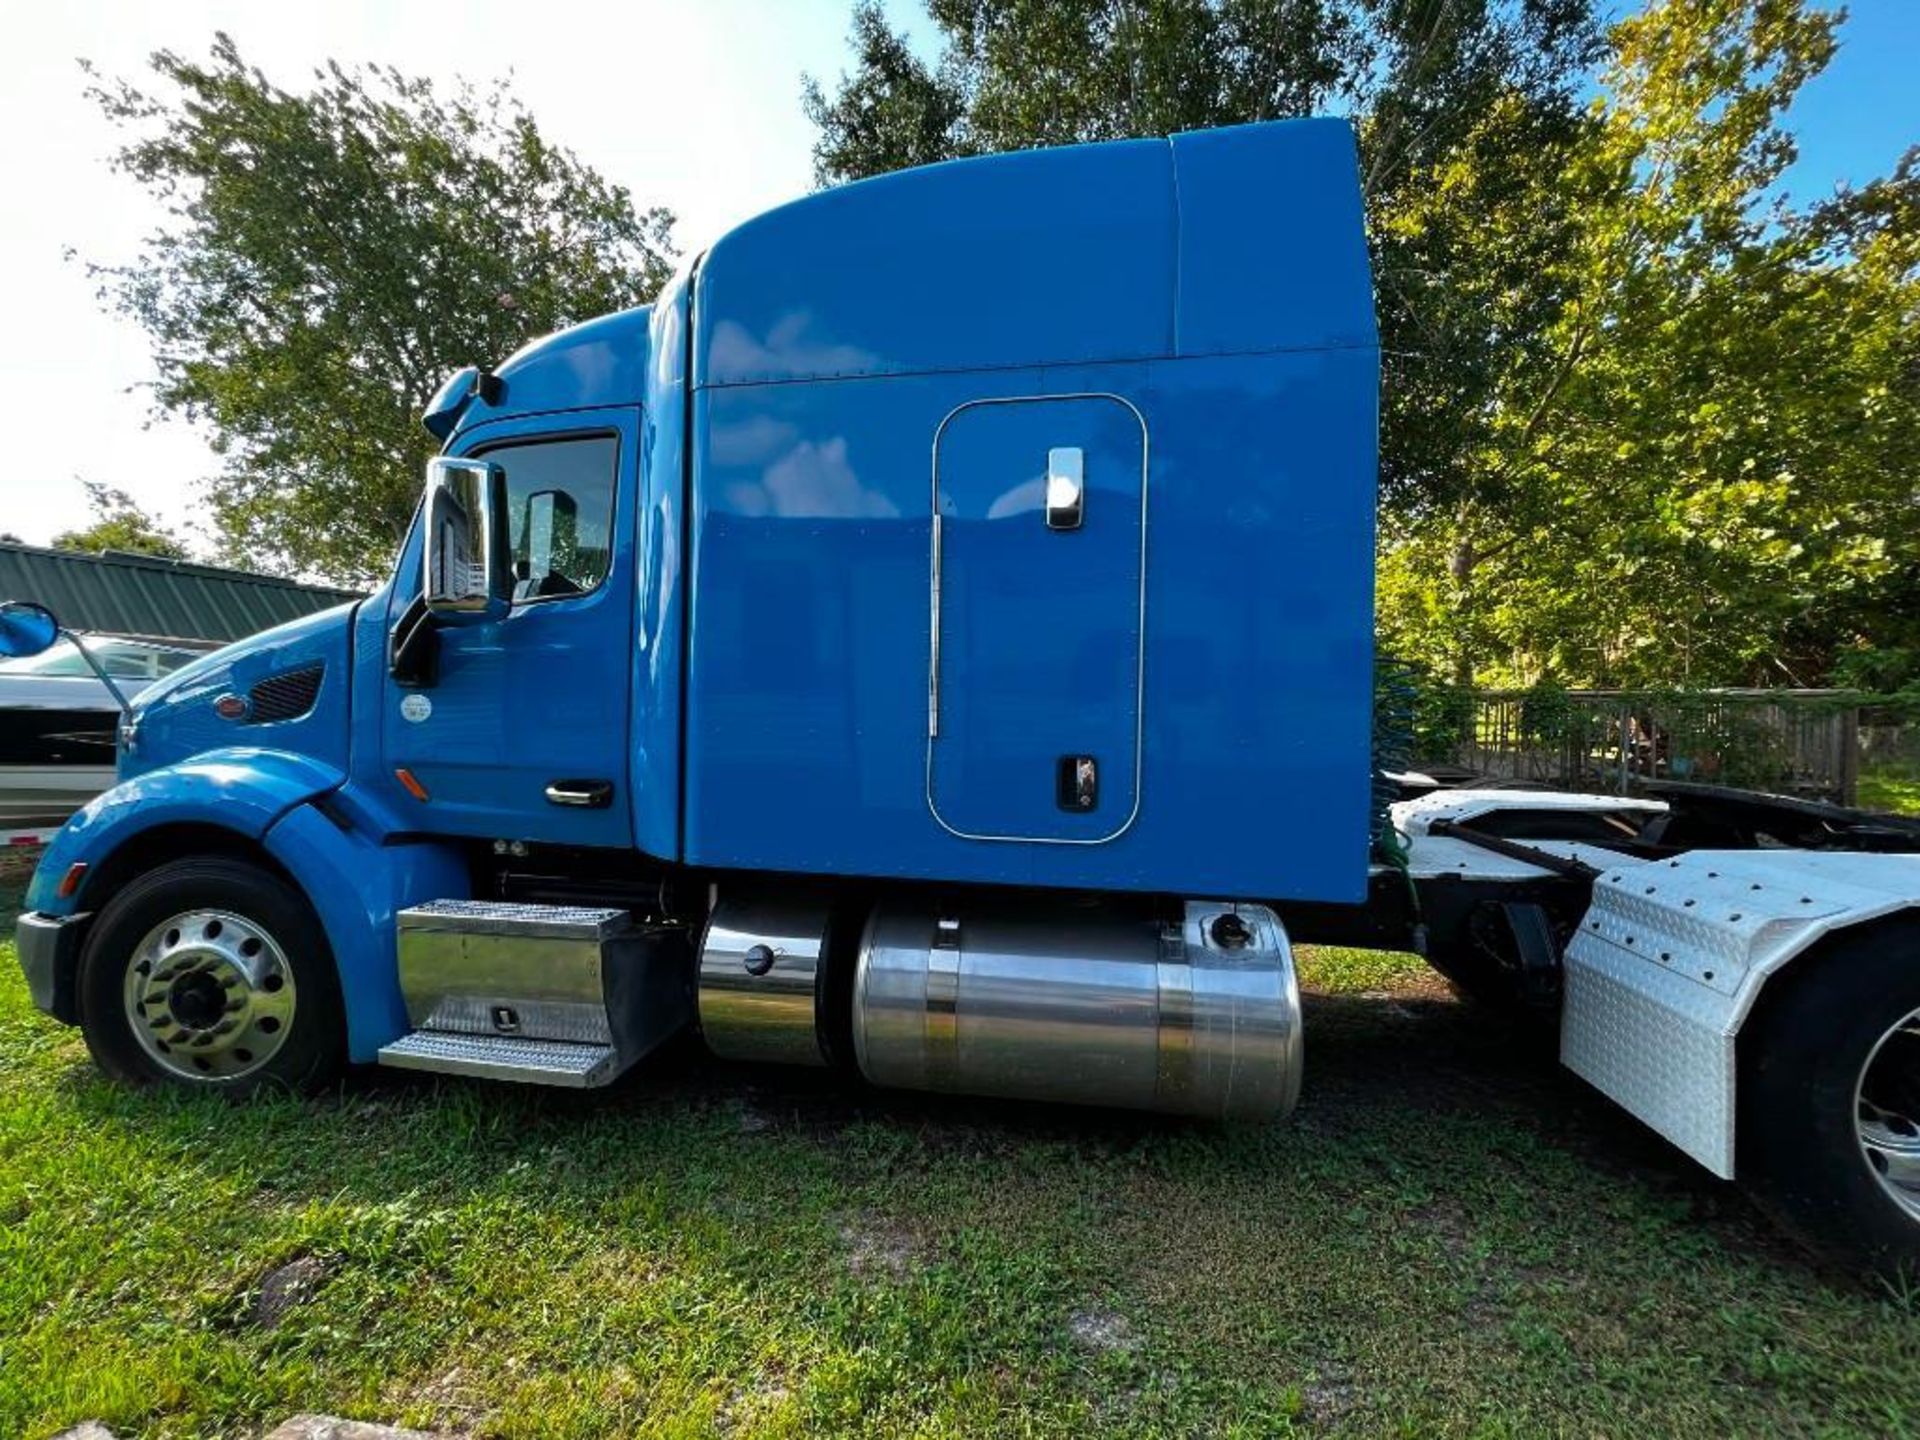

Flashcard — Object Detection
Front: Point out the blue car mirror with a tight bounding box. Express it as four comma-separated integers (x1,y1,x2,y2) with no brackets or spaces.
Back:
0,599,60,659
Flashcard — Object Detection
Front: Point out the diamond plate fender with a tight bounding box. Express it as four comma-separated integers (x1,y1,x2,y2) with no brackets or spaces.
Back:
1561,849,1920,1177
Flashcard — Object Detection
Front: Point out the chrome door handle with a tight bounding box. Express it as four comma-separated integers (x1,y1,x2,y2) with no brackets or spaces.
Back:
1046,446,1084,530
544,779,614,809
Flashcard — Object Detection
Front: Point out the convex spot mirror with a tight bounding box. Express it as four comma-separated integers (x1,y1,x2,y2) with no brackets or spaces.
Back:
0,600,60,659
423,457,511,625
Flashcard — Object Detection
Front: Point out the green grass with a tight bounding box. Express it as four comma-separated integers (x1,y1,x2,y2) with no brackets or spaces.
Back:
3,896,1918,1438
1859,768,1920,818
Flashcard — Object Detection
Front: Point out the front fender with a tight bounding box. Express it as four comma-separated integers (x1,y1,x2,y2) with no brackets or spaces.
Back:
25,748,348,915
260,799,468,1062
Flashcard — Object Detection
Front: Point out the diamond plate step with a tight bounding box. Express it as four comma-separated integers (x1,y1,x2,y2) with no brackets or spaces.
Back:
398,899,631,940
377,1030,627,1087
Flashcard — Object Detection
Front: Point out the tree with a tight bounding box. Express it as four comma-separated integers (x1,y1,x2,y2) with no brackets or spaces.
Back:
802,3,968,181
809,0,1919,690
88,36,677,585
52,481,189,560
1379,0,1920,687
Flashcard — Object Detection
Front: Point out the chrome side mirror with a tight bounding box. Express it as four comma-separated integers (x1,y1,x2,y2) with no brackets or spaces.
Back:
423,457,511,624
0,599,60,659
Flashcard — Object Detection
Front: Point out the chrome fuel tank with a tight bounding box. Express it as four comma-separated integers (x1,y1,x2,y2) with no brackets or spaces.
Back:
698,894,833,1067
851,899,1301,1120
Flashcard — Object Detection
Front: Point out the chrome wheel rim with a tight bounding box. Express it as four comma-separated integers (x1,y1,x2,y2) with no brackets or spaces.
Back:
1857,1009,1920,1221
122,908,296,1082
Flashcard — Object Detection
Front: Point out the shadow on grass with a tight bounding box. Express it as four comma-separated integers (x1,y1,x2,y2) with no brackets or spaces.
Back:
0,862,1814,1292
46,972,1816,1285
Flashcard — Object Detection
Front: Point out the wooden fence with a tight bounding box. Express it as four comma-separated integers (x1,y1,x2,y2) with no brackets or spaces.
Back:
1442,689,1860,805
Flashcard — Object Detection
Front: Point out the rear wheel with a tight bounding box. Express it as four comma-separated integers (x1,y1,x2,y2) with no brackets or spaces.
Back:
78,855,344,1096
1740,919,1920,1282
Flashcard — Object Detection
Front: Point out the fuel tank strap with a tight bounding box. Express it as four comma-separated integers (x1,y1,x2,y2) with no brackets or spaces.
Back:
925,917,962,1087
1155,929,1196,1108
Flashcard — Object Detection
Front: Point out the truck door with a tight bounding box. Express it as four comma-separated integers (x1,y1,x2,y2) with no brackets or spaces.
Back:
929,393,1147,843
382,407,639,847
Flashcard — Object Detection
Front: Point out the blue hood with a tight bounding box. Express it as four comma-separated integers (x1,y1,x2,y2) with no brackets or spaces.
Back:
122,600,358,780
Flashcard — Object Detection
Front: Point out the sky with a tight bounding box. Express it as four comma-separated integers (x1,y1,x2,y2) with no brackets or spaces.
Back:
0,0,1913,559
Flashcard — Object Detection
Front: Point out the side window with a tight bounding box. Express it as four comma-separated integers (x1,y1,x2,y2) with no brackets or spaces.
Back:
474,433,618,601
98,643,160,679
154,646,208,676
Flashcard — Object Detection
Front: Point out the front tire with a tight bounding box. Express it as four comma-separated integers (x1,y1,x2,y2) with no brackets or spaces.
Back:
77,855,344,1096
1740,918,1920,1282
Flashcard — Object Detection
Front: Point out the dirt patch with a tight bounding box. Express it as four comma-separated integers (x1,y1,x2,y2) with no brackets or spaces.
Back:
838,1213,927,1281
715,1373,793,1436
395,1365,484,1432
263,1418,452,1440
1068,1305,1141,1353
249,1254,333,1330
1406,1198,1478,1261
1299,1361,1359,1428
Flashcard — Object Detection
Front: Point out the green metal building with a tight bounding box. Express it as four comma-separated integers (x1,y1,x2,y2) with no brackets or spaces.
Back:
0,542,360,646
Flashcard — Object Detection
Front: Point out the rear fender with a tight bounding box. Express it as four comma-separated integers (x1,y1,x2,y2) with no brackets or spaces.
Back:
1562,848,1920,1177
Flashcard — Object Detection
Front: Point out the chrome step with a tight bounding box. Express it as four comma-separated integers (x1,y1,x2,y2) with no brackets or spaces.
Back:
377,1030,628,1087
396,899,633,1046
383,898,695,1088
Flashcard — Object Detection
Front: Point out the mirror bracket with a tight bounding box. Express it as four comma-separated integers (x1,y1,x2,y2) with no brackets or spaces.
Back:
388,592,441,689
63,632,136,716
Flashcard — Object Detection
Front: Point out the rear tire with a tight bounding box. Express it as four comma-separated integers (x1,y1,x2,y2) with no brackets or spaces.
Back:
77,855,345,1097
1739,918,1920,1282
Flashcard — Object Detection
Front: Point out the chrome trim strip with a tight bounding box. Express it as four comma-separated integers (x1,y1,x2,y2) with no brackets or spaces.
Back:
928,511,943,739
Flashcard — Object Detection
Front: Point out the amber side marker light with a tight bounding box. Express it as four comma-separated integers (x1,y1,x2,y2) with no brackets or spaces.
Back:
56,862,88,900
395,768,430,802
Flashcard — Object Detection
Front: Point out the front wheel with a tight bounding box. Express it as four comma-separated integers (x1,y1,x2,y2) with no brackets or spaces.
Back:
77,855,345,1096
1740,919,1920,1282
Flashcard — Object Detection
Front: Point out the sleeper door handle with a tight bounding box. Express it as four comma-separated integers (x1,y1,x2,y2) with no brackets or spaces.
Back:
545,779,614,809
1046,447,1084,530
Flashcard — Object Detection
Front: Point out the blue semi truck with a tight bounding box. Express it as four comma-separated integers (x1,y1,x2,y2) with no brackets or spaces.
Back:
10,117,1920,1277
